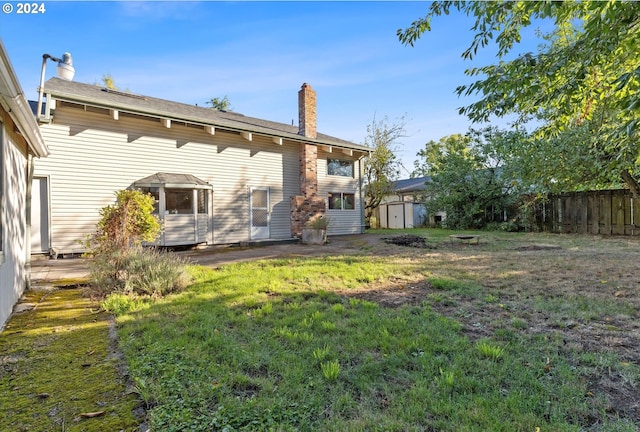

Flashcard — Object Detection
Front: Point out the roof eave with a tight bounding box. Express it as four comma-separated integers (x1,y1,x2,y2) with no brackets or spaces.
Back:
0,42,48,157
46,89,370,154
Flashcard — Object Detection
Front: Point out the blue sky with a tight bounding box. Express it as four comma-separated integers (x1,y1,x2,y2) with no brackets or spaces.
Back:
1,1,544,175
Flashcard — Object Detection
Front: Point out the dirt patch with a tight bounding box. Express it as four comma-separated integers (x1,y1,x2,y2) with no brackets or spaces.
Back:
343,281,434,308
514,244,562,251
382,234,436,249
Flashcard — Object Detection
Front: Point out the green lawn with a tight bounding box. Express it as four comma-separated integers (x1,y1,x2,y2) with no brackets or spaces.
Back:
3,230,638,431
107,230,640,431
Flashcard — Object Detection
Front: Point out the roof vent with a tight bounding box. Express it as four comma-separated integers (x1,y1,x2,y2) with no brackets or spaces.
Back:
101,88,147,100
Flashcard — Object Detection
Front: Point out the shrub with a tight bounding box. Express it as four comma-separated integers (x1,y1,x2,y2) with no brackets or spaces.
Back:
306,215,330,230
89,247,191,297
122,247,191,296
93,189,160,250
85,189,190,297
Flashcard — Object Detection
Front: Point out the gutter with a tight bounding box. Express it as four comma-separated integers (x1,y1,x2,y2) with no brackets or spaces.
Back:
6,94,49,157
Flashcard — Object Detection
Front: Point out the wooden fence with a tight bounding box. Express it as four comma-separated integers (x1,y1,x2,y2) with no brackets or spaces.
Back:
534,189,640,235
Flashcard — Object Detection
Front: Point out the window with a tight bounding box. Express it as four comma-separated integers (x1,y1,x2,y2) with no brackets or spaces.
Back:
197,189,208,214
327,159,353,177
328,192,355,210
165,188,193,214
137,187,209,215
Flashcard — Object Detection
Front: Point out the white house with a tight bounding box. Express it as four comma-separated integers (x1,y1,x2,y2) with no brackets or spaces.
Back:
33,77,370,255
0,40,49,329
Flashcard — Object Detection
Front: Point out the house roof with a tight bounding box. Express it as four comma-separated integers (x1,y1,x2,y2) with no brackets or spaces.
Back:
133,172,212,189
0,40,48,157
43,77,370,153
391,176,431,194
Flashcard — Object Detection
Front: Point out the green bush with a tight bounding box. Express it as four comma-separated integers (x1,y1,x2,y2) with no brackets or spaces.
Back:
122,247,191,296
90,246,191,297
85,189,190,297
94,189,160,249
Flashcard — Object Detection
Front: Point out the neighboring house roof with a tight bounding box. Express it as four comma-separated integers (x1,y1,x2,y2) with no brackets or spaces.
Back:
0,40,47,157
391,176,431,194
42,77,369,153
133,172,212,189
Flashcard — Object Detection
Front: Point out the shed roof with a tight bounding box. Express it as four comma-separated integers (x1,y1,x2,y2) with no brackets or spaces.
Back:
391,176,431,194
43,77,369,153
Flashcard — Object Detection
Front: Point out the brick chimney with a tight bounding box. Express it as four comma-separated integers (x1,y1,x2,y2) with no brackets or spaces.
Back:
298,83,317,139
291,83,325,238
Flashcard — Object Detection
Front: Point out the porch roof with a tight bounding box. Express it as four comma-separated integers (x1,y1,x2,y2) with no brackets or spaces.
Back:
133,172,213,190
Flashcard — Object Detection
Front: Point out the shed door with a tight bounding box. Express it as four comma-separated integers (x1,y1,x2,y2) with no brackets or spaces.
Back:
250,187,270,240
388,204,405,229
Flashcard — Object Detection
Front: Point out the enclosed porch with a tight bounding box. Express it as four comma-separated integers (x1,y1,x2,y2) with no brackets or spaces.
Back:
133,172,213,246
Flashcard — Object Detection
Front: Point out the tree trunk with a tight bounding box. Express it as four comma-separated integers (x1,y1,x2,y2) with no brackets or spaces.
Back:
621,170,640,199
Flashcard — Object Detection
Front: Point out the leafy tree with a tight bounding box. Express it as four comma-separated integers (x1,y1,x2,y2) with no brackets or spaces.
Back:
414,130,520,230
102,73,118,90
362,115,406,225
207,95,232,111
97,74,131,93
93,189,160,251
399,1,640,196
488,125,623,194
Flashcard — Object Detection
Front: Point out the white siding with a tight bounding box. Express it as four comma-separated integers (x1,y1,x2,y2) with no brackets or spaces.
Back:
196,214,209,243
317,151,364,235
0,123,28,328
380,194,402,205
36,104,302,253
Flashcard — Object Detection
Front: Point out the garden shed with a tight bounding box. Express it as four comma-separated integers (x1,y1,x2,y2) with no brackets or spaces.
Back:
377,176,441,228
132,172,213,246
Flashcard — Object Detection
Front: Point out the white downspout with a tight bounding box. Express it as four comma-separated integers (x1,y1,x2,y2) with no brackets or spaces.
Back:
25,154,34,290
358,155,367,233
